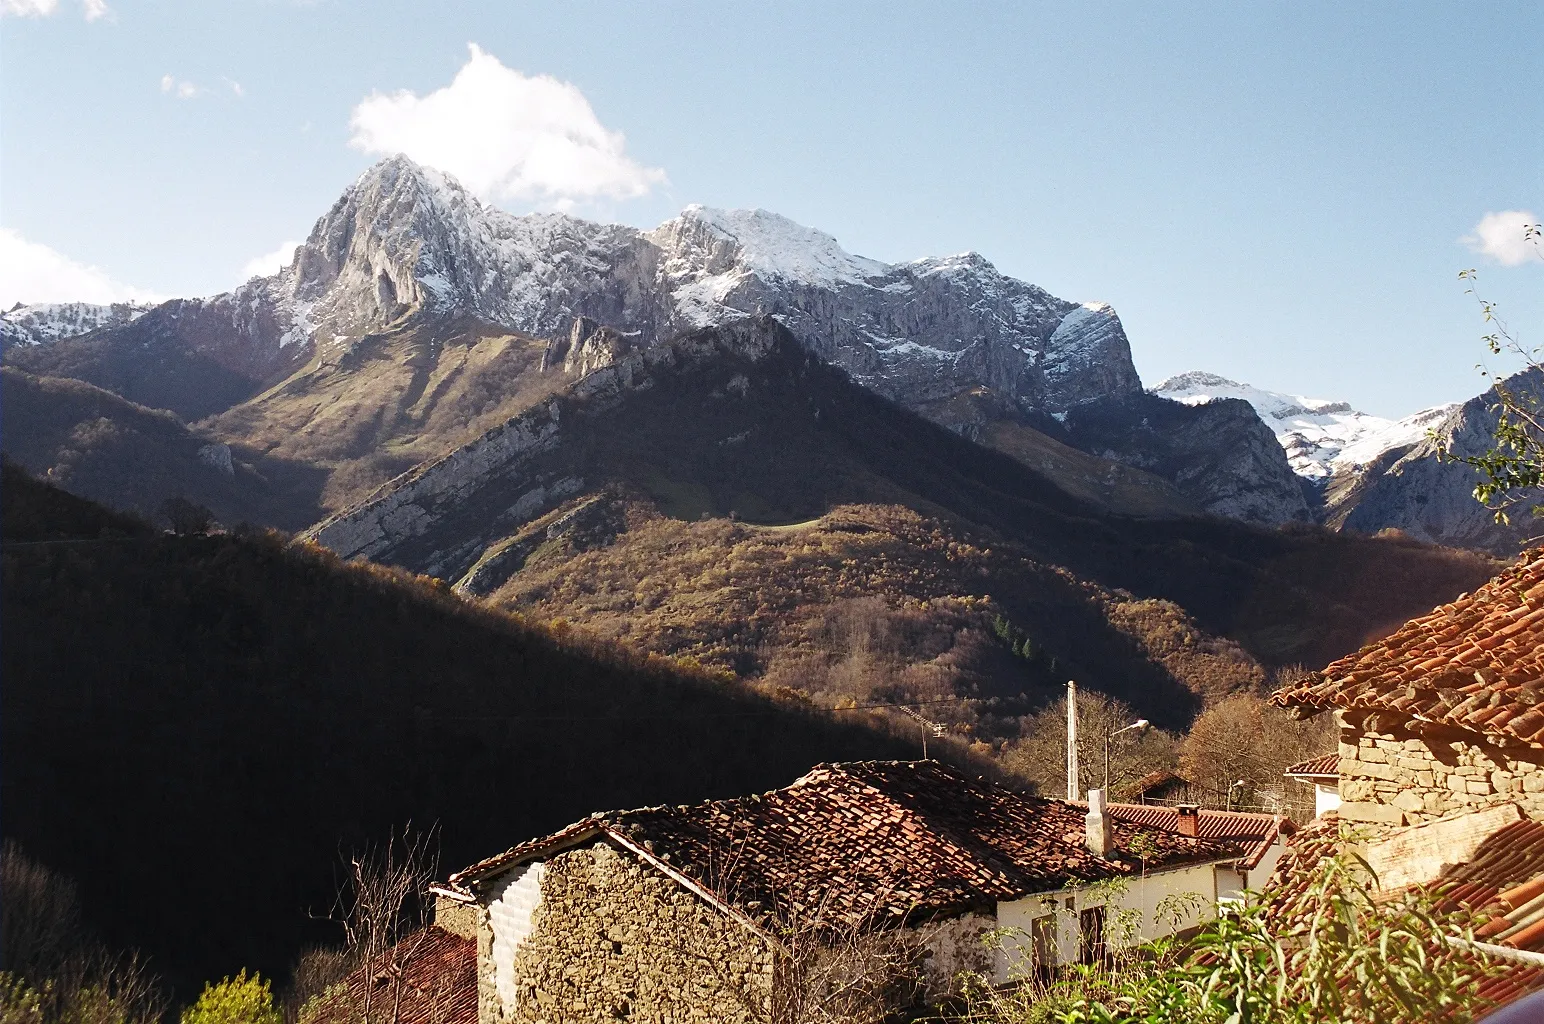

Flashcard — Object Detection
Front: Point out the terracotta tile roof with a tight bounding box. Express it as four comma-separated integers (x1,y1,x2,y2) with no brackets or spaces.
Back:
1269,549,1544,748
1101,803,1291,870
1118,770,1187,800
449,760,1246,925
1283,754,1340,778
1438,820,1544,948
1265,813,1544,1012
303,927,476,1024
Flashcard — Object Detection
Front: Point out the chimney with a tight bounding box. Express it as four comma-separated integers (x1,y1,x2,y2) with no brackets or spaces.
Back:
1176,804,1200,838
1085,789,1113,857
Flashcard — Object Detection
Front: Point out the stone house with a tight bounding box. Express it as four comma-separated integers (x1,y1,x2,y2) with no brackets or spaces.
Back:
413,760,1260,1024
1270,547,1544,829
1265,801,1544,1012
1264,549,1544,1013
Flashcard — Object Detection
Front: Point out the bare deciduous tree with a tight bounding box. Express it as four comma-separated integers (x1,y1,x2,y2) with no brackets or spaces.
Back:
1004,690,1178,799
0,843,167,1024
315,824,440,1024
1179,689,1334,815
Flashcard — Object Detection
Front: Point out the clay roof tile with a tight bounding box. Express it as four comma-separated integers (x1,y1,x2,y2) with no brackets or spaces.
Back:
1270,549,1544,748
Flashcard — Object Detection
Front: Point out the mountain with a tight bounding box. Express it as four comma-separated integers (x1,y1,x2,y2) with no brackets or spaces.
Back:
1054,391,1312,524
0,463,920,996
479,498,1270,729
0,301,153,348
1152,371,1458,488
5,156,1305,525
1326,368,1544,553
1,366,321,529
1152,369,1544,554
306,316,1498,672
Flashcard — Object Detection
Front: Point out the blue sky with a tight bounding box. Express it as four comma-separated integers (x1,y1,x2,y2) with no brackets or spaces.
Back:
2,1,1539,417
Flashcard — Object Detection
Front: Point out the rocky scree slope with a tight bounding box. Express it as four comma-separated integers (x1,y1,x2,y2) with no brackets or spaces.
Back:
6,155,1305,524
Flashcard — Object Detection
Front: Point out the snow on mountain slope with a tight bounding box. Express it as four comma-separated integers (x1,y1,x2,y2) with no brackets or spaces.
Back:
1,301,153,347
12,158,1312,525
7,158,1141,418
1151,371,1458,483
269,156,1146,413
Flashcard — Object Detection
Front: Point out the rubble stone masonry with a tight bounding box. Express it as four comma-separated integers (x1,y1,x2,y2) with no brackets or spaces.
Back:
1337,710,1544,827
486,841,773,1024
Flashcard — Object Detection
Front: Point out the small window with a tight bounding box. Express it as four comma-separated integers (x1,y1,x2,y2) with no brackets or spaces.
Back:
1079,905,1106,965
1030,914,1058,982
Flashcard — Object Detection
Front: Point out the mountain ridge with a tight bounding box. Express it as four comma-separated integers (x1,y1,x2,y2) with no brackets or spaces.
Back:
4,155,1309,525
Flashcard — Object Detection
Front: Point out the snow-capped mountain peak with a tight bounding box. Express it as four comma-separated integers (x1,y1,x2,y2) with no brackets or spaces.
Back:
15,155,1145,417
1151,371,1458,482
654,205,888,288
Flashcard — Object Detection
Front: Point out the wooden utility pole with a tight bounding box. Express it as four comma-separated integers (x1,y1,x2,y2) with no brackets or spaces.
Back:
1066,680,1080,801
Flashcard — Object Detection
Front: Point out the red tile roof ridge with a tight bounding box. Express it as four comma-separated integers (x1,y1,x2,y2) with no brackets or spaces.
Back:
1269,548,1544,748
1283,753,1340,778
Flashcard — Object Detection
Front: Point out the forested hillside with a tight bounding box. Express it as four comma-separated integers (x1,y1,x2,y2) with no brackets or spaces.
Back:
0,464,917,998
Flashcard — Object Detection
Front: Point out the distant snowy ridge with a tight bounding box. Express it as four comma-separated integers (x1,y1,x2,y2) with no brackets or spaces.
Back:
1151,371,1458,482
1,301,153,347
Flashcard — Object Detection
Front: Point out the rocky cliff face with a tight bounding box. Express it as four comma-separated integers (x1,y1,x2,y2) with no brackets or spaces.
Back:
279,157,1147,416
1326,369,1544,553
11,155,1310,526
1060,393,1312,525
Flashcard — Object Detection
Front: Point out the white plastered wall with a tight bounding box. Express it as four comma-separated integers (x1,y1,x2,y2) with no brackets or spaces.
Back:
994,863,1219,984
485,861,544,1016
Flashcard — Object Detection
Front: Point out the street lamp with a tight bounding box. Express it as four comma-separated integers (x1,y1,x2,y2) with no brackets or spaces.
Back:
1104,719,1150,794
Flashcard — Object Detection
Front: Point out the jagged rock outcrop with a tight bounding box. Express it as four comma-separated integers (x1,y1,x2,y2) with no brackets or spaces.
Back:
1327,368,1544,553
1059,393,1312,525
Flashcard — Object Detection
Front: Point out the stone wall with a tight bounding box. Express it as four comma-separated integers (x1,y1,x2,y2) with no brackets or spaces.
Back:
1337,710,1544,827
914,913,994,999
493,840,773,1024
434,894,479,940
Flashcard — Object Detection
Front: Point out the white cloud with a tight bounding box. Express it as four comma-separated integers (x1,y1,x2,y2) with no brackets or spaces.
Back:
1463,210,1542,267
161,74,200,99
1,0,110,18
241,240,299,280
223,77,245,98
0,228,162,308
2,0,58,15
348,43,666,210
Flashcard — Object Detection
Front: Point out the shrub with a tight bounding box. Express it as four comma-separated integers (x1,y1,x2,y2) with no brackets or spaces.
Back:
180,972,281,1024
960,852,1499,1024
